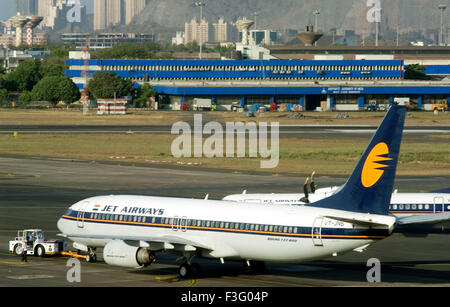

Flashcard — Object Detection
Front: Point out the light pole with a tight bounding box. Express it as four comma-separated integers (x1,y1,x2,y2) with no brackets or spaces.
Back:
252,11,259,30
251,12,259,44
373,6,381,47
396,23,399,47
439,4,447,46
195,1,207,59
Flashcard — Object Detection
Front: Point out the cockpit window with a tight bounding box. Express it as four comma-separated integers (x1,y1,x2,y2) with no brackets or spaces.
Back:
64,209,73,216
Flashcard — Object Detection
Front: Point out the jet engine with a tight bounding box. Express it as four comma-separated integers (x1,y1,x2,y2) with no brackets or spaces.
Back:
103,240,155,268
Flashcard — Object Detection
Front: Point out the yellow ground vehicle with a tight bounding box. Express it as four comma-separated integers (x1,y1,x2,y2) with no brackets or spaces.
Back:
431,100,448,111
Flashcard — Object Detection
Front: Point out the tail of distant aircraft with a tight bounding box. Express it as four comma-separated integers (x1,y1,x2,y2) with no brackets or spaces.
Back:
311,105,406,215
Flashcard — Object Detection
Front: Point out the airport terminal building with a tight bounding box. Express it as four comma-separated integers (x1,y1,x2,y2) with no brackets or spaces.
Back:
65,56,450,111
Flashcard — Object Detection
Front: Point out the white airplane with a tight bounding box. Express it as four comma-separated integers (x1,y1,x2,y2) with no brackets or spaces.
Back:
223,175,450,234
58,105,421,278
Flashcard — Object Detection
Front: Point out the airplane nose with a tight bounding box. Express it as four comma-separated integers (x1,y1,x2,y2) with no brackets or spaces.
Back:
57,217,66,233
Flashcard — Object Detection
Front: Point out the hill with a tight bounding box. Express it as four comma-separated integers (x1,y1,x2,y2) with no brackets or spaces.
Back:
130,0,447,41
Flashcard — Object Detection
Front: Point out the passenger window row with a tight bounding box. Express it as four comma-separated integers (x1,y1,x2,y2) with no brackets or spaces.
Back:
391,204,429,210
86,213,299,234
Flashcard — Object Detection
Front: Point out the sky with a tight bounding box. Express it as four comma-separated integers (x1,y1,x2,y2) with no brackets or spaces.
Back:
0,0,93,21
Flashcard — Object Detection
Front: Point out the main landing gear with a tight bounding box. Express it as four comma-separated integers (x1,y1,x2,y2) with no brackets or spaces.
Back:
178,262,200,279
177,253,200,279
85,247,97,263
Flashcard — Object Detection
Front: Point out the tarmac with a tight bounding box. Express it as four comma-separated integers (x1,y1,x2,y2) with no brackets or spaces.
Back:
0,155,449,287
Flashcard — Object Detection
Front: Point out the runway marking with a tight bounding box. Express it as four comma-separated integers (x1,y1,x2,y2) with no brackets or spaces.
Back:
417,263,450,267
7,274,55,280
155,275,196,286
222,275,312,287
0,261,29,265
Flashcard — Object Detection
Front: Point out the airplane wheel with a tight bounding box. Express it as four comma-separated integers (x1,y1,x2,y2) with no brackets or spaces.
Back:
86,253,97,263
178,263,192,279
35,245,45,257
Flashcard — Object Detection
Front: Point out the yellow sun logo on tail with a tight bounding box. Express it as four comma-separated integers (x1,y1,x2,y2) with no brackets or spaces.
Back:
361,142,392,188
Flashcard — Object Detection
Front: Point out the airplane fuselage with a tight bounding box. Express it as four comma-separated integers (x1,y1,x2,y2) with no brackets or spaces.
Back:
57,195,394,263
223,192,450,216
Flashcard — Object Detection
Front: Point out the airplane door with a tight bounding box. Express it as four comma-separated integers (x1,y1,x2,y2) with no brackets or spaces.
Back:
434,196,445,213
172,216,188,232
172,216,180,231
181,216,188,232
312,217,324,246
77,201,89,228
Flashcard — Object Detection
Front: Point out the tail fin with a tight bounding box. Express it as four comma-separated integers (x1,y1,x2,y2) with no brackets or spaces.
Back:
310,105,406,215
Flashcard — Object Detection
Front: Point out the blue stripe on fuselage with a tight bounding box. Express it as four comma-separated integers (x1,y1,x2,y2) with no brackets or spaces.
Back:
62,210,389,240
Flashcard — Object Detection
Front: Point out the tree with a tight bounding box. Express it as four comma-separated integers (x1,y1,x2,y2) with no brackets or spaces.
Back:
87,71,133,99
0,61,5,75
8,60,42,92
40,57,66,78
0,89,9,101
134,84,156,107
32,76,80,106
19,91,33,102
404,64,432,80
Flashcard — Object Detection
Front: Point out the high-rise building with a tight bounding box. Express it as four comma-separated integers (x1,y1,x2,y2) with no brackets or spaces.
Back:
38,0,63,28
37,0,86,30
184,18,213,44
15,0,37,15
213,17,237,42
94,0,147,30
38,0,52,21
94,0,123,31
94,0,105,30
185,18,198,44
125,0,148,25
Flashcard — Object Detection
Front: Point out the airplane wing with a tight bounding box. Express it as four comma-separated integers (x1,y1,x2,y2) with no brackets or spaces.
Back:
396,212,450,225
58,233,214,251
